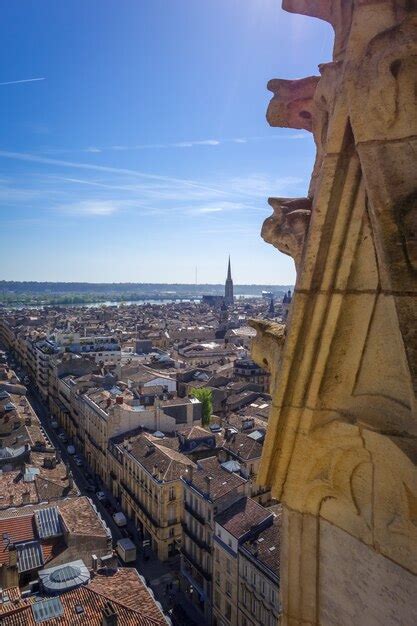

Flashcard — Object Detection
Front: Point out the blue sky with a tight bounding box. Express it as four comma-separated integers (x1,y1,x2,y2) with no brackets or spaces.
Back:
0,0,333,284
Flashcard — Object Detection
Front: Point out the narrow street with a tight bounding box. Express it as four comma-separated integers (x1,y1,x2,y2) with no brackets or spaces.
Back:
12,359,193,625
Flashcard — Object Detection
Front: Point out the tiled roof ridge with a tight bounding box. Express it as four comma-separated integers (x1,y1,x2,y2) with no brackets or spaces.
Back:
0,600,32,619
84,582,165,625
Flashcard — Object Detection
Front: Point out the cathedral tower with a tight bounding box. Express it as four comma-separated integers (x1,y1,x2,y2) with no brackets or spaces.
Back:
224,256,234,306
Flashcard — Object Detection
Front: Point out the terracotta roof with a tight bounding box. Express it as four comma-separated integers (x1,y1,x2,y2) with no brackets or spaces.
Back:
126,434,193,482
89,568,165,622
187,456,247,501
222,432,263,461
180,426,212,440
59,497,108,538
0,497,107,568
215,497,272,540
241,507,282,578
0,588,22,614
0,515,34,565
0,582,166,625
0,472,38,510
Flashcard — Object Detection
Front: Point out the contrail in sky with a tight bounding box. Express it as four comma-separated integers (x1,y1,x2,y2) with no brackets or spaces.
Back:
0,77,45,86
0,149,234,197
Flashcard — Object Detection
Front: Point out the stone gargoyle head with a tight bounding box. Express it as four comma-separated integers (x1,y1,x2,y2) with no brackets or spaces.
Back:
261,197,312,271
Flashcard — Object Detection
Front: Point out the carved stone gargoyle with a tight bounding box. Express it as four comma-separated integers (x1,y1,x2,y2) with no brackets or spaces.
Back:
249,319,286,395
261,197,312,271
267,76,319,132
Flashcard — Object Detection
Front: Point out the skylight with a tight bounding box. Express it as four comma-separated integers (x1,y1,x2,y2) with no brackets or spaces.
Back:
32,597,64,623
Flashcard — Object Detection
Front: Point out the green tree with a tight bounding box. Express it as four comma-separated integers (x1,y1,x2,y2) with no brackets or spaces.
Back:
190,387,213,426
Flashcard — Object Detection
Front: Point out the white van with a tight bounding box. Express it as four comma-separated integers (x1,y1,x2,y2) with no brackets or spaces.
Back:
116,538,136,563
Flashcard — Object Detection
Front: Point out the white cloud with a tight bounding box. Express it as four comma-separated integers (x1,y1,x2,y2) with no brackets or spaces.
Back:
197,207,223,213
37,133,310,156
227,174,304,198
193,139,220,146
173,142,193,148
58,200,122,216
190,201,249,214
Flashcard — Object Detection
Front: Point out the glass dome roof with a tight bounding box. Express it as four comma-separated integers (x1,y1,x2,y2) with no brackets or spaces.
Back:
39,559,90,594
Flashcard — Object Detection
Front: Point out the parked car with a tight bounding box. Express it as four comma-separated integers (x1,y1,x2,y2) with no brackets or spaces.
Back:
113,512,127,527
58,433,68,443
51,421,59,429
96,491,107,502
74,456,83,467
67,445,76,455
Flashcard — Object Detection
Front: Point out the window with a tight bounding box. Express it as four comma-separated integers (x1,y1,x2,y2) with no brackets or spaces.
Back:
226,580,232,597
215,548,220,563
242,588,248,607
226,559,231,574
215,590,221,608
225,602,232,621
215,571,220,585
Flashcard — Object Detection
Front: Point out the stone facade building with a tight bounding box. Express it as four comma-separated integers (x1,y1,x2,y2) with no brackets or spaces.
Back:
108,431,193,561
181,457,249,623
212,497,274,626
238,518,281,626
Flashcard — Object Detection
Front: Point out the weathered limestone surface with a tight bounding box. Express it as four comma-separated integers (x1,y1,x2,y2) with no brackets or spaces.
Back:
251,1,417,624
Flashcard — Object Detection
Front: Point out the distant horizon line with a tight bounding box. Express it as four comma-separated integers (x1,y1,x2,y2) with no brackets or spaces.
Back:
1,280,294,287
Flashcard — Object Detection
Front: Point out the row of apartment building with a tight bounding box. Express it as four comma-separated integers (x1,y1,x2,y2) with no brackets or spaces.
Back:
181,457,281,625
0,316,281,625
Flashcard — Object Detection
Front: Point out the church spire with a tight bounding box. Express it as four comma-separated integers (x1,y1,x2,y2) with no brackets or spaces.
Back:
224,255,234,306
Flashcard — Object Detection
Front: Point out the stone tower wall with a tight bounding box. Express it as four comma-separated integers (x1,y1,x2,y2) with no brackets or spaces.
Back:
251,2,417,624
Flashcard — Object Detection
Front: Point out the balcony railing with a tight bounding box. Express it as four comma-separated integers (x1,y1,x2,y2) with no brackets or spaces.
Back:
121,480,161,529
181,547,212,582
184,501,205,526
182,521,212,553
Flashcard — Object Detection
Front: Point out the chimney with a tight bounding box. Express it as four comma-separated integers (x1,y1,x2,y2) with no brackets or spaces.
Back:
205,475,212,497
22,490,30,505
91,554,98,572
8,544,17,568
102,602,118,626
116,396,123,405
152,464,158,477
106,398,112,408
187,464,194,484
